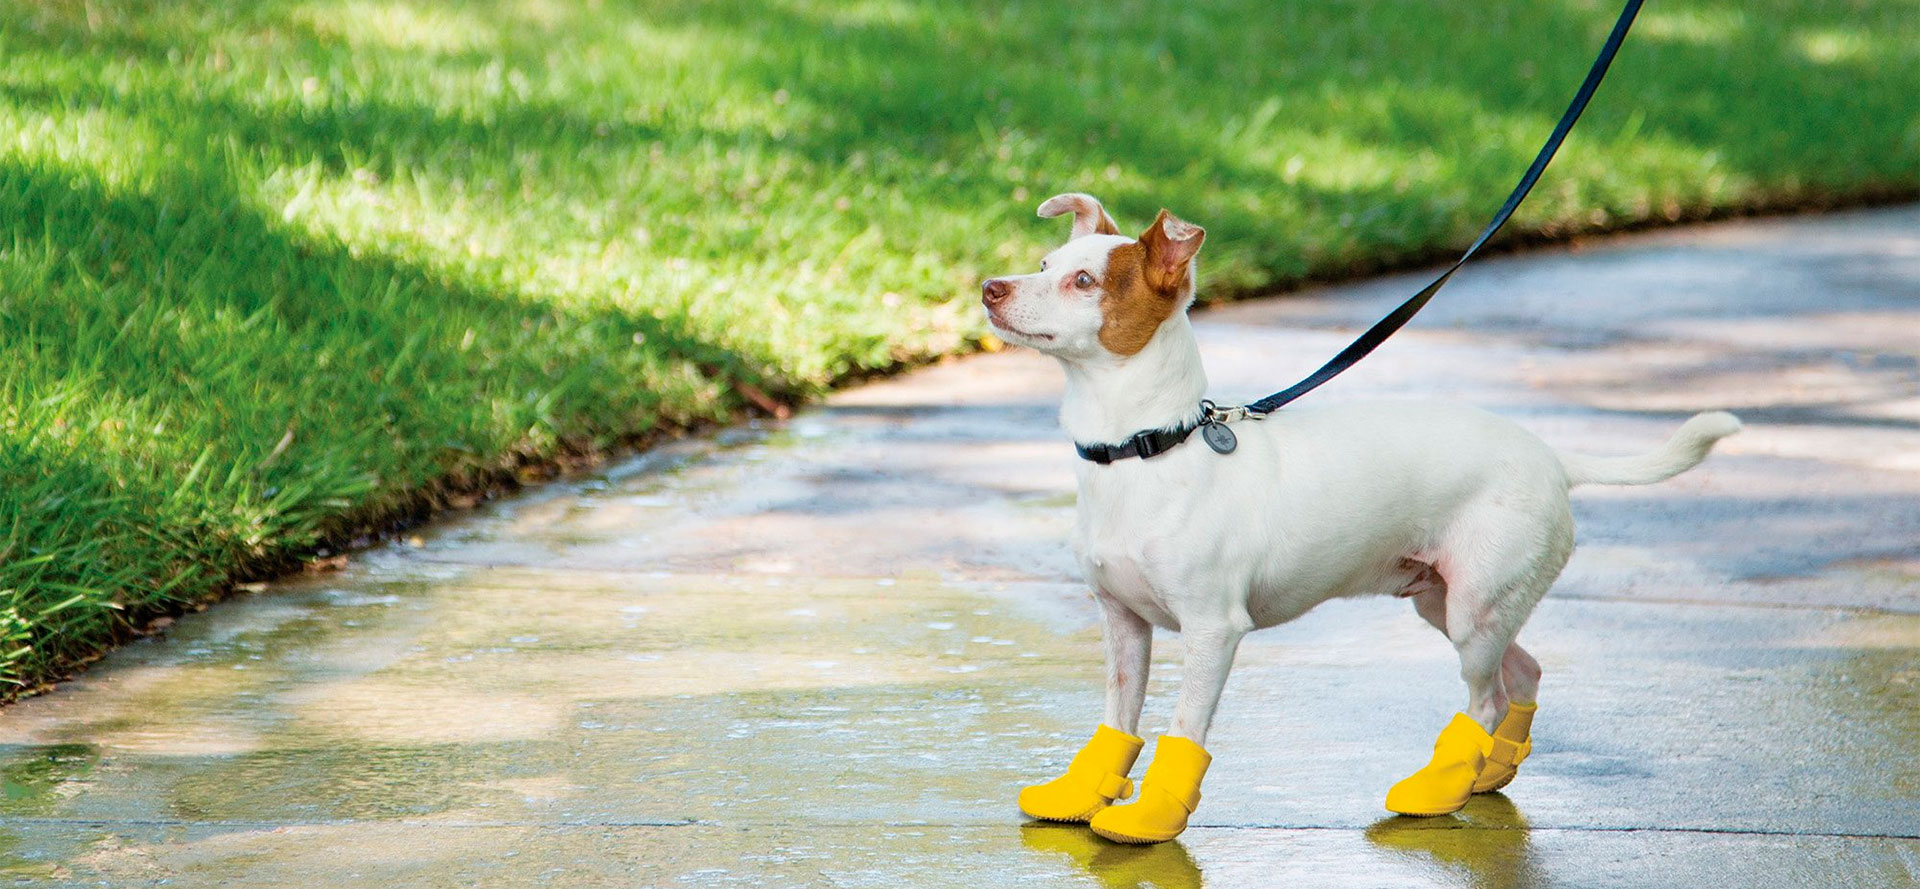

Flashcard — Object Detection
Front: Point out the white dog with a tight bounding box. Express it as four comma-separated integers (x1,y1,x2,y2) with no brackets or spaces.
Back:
984,193,1738,844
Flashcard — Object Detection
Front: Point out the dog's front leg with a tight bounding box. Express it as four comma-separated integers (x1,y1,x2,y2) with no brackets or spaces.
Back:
1167,624,1244,745
1088,622,1242,844
1097,590,1151,735
1015,590,1154,824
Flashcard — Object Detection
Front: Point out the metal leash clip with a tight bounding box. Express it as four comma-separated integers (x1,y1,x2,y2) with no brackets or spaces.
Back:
1199,400,1259,425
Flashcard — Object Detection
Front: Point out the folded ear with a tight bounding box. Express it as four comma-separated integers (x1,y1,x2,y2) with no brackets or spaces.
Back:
1036,192,1121,240
1139,209,1205,292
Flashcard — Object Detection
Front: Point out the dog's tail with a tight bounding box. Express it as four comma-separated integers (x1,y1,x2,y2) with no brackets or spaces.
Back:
1558,411,1741,488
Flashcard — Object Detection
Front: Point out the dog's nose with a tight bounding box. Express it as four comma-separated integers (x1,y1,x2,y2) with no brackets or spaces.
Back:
981,279,1010,306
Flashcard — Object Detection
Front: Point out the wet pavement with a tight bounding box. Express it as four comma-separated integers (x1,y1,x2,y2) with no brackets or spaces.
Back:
2,205,1918,887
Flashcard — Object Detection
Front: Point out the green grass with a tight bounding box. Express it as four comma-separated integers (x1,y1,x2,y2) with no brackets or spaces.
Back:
1,0,1916,694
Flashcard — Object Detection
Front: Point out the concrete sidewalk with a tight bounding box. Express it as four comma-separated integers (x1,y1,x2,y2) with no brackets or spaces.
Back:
2,206,1917,888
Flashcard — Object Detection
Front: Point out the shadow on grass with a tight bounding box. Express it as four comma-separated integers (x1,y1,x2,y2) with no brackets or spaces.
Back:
0,147,785,686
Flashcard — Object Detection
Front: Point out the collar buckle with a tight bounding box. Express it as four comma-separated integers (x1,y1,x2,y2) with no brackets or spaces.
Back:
1129,428,1167,459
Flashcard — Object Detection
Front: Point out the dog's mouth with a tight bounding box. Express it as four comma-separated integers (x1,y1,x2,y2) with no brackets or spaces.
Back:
986,312,1055,342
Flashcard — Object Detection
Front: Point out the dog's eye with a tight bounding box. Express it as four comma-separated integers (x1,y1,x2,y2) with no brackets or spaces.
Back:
1039,260,1048,271
1074,272,1095,289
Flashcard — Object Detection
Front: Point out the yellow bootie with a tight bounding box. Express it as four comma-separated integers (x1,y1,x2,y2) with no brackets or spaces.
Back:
1088,735,1210,844
1472,701,1535,794
1019,725,1145,822
1384,713,1492,816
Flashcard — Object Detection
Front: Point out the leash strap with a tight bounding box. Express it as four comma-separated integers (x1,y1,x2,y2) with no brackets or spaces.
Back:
1243,0,1643,415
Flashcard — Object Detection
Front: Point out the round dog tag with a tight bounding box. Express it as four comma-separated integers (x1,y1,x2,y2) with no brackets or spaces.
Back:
1201,422,1237,455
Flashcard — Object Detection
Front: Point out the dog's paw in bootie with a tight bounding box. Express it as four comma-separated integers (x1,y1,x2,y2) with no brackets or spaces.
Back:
1019,725,1145,822
1088,735,1210,844
1472,701,1535,794
1385,713,1492,816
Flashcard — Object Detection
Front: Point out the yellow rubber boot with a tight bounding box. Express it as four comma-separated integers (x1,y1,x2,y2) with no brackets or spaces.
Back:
1384,713,1492,816
1088,735,1210,844
1472,701,1535,794
1018,725,1145,822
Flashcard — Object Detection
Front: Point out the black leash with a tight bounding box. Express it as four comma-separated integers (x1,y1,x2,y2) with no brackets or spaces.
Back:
1243,0,1644,416
1075,0,1645,463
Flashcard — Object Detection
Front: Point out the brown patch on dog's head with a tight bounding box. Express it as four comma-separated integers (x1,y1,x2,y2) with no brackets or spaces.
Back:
1095,210,1205,356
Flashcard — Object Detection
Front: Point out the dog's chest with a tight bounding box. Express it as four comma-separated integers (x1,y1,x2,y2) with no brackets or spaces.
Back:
1081,540,1179,628
1071,475,1199,628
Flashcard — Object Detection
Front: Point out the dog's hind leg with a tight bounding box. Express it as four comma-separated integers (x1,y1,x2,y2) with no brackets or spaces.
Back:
1387,502,1572,815
1471,642,1541,794
1441,548,1560,799
1441,517,1569,732
1497,643,1543,706
1412,585,1543,722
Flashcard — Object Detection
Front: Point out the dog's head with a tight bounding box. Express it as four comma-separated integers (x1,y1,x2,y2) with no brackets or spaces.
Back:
981,193,1205,363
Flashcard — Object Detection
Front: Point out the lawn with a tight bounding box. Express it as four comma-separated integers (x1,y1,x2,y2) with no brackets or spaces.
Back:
1,0,1916,694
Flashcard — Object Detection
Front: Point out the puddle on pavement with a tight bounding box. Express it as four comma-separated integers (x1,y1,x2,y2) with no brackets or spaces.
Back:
1020,822,1205,889
0,569,1111,829
0,744,97,817
1361,796,1540,889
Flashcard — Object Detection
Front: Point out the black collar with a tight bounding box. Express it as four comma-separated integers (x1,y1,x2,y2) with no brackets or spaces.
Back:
1074,419,1203,464
1073,400,1256,464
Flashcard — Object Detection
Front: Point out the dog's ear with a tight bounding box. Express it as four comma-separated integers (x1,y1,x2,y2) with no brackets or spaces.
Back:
1037,193,1121,240
1139,209,1205,292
